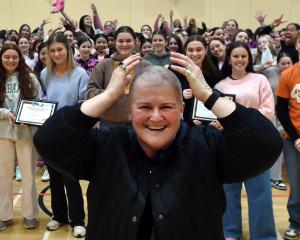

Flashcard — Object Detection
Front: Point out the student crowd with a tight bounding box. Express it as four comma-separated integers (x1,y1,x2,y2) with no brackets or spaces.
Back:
0,0,299,239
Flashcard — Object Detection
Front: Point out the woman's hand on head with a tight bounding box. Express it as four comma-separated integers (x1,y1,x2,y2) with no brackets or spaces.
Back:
106,53,141,98
170,52,212,102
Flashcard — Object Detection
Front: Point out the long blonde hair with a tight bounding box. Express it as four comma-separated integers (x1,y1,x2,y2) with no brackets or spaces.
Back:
45,32,75,83
255,35,277,64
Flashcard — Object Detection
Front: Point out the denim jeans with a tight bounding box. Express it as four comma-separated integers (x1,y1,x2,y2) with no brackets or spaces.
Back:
284,140,300,231
223,170,277,239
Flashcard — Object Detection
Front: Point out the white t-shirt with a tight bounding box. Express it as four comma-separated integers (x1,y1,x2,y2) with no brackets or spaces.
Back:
23,52,38,70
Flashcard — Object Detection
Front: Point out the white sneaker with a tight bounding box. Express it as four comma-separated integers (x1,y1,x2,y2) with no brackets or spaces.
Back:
41,168,50,182
46,219,63,231
284,227,300,240
73,225,86,238
15,166,21,181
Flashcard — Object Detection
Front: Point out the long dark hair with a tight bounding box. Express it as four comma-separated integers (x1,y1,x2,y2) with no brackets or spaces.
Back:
0,44,36,105
114,26,135,40
221,41,254,78
34,42,47,78
208,37,226,70
18,36,35,59
94,33,108,43
277,51,292,64
79,15,95,38
184,35,217,78
18,24,31,38
168,34,183,54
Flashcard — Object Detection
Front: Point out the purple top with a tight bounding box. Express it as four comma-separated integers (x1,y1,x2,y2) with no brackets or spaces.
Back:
74,55,99,76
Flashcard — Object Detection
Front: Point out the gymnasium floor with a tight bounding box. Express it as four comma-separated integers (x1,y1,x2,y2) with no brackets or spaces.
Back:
1,167,290,240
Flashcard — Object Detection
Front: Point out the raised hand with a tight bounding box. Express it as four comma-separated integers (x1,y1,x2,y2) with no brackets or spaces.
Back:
170,52,212,102
80,54,141,118
255,10,266,24
91,3,97,12
270,14,287,28
41,18,50,27
113,19,118,28
202,30,213,42
106,53,141,97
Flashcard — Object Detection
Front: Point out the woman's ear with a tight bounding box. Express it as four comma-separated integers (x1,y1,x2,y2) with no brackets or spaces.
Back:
181,102,185,120
128,104,132,121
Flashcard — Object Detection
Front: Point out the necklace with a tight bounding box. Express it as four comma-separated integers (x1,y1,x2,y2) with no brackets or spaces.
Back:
229,75,238,80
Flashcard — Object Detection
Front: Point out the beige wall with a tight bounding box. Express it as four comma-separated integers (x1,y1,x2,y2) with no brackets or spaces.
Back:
1,0,299,34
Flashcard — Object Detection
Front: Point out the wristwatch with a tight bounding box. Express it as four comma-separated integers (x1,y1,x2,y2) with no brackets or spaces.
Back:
204,89,223,110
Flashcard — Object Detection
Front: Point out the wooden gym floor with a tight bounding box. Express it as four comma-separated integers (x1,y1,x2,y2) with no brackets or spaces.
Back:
0,167,290,240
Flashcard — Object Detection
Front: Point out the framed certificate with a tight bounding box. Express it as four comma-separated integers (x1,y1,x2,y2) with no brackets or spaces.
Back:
192,93,236,121
15,100,58,126
192,99,217,121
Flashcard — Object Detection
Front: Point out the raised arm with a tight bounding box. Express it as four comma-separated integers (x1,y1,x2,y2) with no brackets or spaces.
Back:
163,21,172,35
82,54,140,116
60,9,77,32
170,52,235,118
170,52,282,182
48,22,64,37
170,10,174,32
183,16,188,30
255,10,267,26
91,3,103,31
34,54,141,180
37,18,50,40
154,14,162,31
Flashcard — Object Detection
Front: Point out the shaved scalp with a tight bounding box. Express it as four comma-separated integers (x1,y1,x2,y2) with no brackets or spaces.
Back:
128,66,183,103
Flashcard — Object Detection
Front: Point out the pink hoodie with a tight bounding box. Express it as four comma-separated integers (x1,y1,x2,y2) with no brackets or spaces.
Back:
215,72,274,119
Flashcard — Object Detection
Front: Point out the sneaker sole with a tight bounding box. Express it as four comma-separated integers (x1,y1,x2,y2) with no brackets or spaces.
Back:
0,220,12,231
0,226,6,231
47,225,61,231
73,234,85,238
272,185,287,191
46,223,65,231
24,223,39,229
284,236,297,240
284,234,299,240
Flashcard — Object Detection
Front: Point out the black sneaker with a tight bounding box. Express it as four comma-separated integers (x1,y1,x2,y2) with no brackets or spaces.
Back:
271,179,287,190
